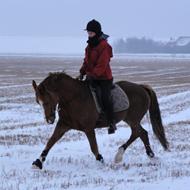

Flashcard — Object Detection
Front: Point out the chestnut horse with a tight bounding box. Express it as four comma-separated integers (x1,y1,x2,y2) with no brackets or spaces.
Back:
32,72,168,169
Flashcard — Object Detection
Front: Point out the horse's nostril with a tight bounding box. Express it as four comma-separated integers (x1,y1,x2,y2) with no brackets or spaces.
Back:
46,116,55,124
47,119,53,124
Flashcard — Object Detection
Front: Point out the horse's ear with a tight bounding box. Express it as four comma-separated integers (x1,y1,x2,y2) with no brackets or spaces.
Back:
32,80,38,91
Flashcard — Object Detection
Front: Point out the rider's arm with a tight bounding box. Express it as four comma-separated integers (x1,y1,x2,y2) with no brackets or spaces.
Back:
80,48,87,75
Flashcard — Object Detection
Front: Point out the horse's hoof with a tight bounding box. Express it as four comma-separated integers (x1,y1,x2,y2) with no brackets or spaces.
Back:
32,159,43,169
108,128,115,135
96,154,104,163
99,158,104,163
97,156,104,163
114,147,125,163
147,151,155,158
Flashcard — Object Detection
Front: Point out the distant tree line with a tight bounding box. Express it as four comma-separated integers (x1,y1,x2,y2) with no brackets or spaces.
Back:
113,37,190,54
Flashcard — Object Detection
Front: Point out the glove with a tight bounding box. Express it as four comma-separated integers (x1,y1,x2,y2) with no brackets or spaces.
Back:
76,74,84,81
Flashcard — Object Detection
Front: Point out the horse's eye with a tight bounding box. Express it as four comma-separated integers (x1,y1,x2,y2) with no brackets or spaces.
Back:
43,102,49,106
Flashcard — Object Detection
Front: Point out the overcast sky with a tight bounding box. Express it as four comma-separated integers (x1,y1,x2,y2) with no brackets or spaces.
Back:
0,0,189,39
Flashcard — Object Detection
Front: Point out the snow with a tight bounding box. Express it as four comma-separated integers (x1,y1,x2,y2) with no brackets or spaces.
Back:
0,57,190,189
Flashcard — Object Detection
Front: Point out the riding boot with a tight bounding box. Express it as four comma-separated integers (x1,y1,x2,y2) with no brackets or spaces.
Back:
108,121,117,134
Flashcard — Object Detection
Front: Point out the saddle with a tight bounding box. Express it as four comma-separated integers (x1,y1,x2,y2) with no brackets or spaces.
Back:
89,83,129,114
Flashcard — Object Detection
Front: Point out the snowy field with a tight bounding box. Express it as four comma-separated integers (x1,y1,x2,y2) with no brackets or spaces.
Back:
0,55,190,190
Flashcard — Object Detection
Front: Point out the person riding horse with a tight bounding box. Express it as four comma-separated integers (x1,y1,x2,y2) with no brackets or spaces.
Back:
78,19,116,134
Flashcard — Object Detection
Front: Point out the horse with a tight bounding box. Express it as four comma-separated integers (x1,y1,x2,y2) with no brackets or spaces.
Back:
32,72,169,169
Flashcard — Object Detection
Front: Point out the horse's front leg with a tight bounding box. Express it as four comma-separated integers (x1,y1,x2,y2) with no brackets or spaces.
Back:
85,129,104,163
32,119,69,169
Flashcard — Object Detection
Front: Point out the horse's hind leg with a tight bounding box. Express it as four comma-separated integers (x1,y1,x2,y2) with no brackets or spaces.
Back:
115,126,139,163
85,129,104,163
139,125,154,158
32,119,69,169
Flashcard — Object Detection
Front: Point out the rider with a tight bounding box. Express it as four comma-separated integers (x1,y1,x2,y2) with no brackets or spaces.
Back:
78,19,116,134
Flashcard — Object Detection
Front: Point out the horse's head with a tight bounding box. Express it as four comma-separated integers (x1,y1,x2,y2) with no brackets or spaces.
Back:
32,80,59,124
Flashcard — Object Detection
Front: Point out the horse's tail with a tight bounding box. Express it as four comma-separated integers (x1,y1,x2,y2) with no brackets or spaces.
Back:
142,85,169,150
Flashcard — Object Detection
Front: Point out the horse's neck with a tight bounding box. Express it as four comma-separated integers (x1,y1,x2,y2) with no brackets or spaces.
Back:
56,78,88,104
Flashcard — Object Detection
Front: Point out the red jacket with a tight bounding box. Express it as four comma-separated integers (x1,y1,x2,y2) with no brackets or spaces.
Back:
80,39,113,80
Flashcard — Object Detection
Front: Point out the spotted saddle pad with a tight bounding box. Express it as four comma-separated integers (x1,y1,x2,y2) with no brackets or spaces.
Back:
90,84,130,113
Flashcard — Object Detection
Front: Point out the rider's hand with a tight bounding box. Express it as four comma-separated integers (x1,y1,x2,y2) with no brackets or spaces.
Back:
76,74,84,81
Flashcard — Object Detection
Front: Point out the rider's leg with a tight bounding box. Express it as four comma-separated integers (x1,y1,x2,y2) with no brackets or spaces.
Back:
99,79,116,134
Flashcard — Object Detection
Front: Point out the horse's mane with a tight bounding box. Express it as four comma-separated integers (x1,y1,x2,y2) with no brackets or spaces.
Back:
48,71,73,80
39,71,85,93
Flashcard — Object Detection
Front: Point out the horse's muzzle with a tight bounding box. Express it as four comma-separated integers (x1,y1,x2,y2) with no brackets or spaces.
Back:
46,115,55,124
